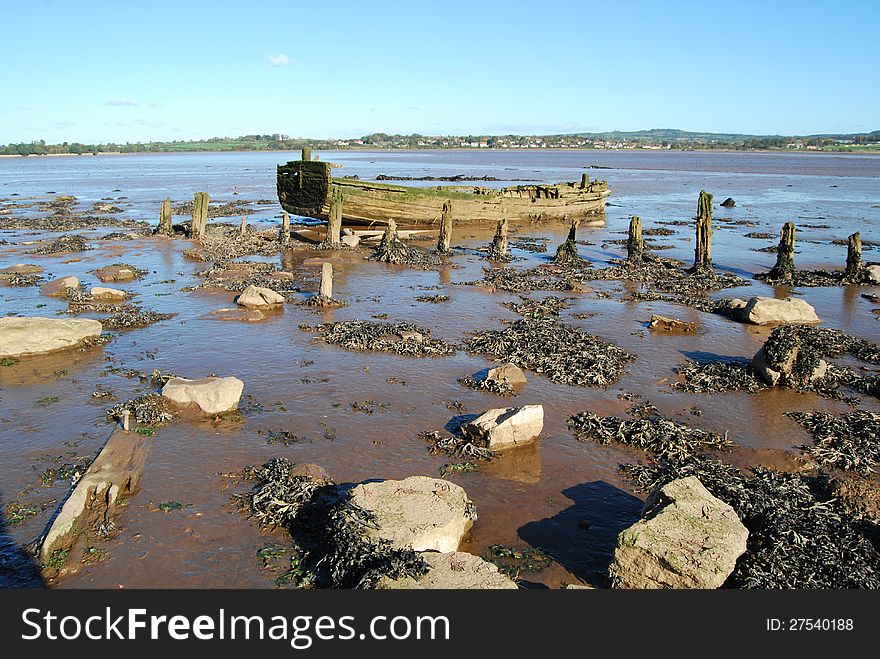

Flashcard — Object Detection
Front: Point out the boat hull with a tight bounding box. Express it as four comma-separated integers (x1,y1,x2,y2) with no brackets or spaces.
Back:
277,160,609,226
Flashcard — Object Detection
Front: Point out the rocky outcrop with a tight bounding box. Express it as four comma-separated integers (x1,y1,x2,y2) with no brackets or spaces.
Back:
39,430,147,569
461,405,544,449
235,285,285,308
0,317,102,357
741,296,820,325
752,345,827,387
376,551,517,589
91,264,141,282
486,362,527,387
608,476,748,589
346,476,476,553
41,276,79,297
161,376,244,415
90,286,127,301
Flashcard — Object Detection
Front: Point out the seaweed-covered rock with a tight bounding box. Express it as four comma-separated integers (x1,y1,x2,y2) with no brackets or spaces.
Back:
741,296,820,325
461,405,544,449
91,263,145,283
0,316,102,357
486,362,527,388
346,476,476,553
235,285,285,308
161,376,244,415
377,551,517,589
752,346,827,387
608,476,748,589
41,276,79,297
648,314,698,333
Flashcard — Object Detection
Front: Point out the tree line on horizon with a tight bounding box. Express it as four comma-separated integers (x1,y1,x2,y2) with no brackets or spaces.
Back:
3,129,878,156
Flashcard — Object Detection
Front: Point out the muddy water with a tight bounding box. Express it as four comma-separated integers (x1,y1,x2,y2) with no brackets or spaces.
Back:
1,150,878,589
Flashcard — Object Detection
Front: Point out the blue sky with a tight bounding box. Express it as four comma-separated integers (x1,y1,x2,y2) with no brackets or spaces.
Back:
1,0,878,143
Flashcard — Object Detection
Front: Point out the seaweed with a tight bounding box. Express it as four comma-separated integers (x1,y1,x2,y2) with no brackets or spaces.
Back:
106,393,177,426
421,429,497,462
620,456,880,588
787,410,880,475
466,317,634,388
314,320,456,357
673,360,766,394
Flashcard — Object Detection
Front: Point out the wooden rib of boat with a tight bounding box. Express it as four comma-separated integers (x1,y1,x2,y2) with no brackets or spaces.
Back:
277,150,610,227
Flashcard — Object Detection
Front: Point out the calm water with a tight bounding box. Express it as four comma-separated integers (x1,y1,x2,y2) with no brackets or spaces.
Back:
1,150,878,589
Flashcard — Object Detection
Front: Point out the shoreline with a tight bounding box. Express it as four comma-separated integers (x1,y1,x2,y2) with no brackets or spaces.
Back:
2,147,879,159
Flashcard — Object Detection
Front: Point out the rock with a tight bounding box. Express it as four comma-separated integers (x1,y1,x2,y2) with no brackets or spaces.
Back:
0,263,43,275
161,376,244,415
461,405,544,449
752,345,827,386
341,234,361,248
728,298,747,310
648,314,699,333
829,473,880,521
720,197,736,208
376,551,517,589
346,476,476,552
608,476,748,589
40,429,147,566
204,308,266,322
40,276,79,297
742,296,820,325
486,362,527,387
90,286,127,301
865,264,880,285
92,264,140,282
289,463,333,485
235,285,285,308
0,317,102,357
398,330,424,343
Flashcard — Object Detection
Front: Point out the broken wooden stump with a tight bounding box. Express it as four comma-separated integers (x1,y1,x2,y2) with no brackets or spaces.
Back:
320,262,333,299
301,146,312,162
627,216,645,261
281,211,291,246
437,201,454,254
192,191,210,240
488,217,510,261
692,190,713,272
580,173,590,189
320,188,343,249
768,221,796,282
845,231,862,282
553,220,581,264
158,198,172,235
240,216,247,236
373,218,410,263
39,429,148,577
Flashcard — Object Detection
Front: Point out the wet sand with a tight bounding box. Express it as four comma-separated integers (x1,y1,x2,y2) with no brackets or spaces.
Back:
1,151,878,589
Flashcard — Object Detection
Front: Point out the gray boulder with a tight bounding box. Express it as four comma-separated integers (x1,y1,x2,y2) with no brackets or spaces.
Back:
741,296,820,325
161,376,244,415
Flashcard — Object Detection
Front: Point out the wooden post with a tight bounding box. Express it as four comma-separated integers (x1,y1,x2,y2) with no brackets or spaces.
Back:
488,217,509,261
240,216,247,236
553,220,580,264
438,201,453,254
301,146,312,162
320,262,333,299
845,231,862,282
281,211,291,246
768,221,796,281
580,173,590,189
692,190,713,271
627,216,644,261
326,188,343,248
192,191,210,240
122,410,130,432
158,198,172,235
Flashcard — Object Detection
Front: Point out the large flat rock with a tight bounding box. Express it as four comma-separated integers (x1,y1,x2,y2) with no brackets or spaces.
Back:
461,405,544,449
742,296,820,325
0,316,102,358
346,476,476,552
377,551,518,589
608,476,748,589
161,376,244,415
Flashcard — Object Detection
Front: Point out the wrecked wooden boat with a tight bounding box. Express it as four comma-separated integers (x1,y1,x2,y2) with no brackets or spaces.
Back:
277,149,610,226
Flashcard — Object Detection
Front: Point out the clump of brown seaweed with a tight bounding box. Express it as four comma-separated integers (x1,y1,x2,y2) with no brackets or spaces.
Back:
467,317,633,388
106,393,177,426
25,234,93,255
421,429,497,461
787,410,880,475
314,320,456,357
503,295,569,318
567,407,734,461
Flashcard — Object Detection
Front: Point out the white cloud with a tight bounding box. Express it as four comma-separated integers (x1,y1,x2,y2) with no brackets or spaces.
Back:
104,98,140,107
266,54,290,67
